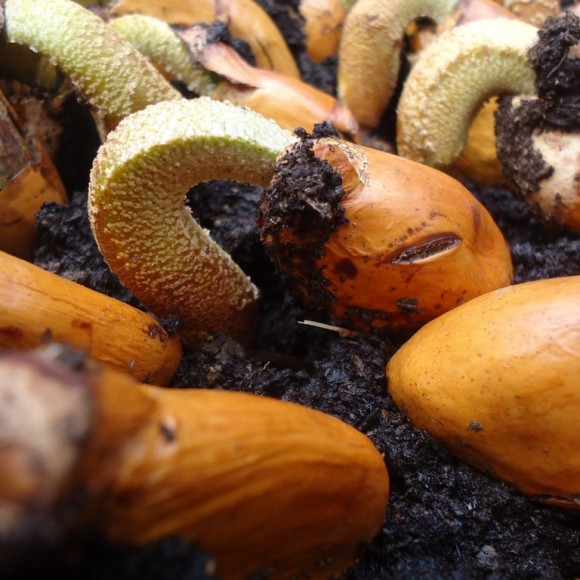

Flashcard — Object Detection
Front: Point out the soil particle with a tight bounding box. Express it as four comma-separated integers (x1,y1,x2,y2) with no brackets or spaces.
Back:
253,0,306,58
528,11,580,128
52,537,218,580
258,124,348,323
195,21,256,67
34,192,136,305
465,177,580,283
495,96,553,201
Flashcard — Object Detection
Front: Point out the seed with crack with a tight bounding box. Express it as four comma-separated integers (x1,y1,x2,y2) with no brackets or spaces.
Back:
259,133,513,332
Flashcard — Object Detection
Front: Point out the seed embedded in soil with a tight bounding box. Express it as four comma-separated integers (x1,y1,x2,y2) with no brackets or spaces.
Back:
259,133,514,332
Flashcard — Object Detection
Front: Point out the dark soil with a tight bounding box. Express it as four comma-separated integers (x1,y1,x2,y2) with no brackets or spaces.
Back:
258,124,348,326
6,3,580,580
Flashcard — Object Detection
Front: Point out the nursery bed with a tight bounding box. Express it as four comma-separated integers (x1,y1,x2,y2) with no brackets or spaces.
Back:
5,0,580,578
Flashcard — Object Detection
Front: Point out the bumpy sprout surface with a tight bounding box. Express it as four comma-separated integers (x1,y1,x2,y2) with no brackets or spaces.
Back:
338,0,457,129
397,18,538,168
108,14,220,97
89,98,295,346
5,0,180,129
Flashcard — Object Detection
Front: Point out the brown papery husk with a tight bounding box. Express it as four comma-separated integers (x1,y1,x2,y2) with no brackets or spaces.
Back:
110,0,300,78
387,276,580,507
260,137,513,332
199,41,359,137
0,251,182,385
0,145,67,259
0,89,68,259
0,346,389,579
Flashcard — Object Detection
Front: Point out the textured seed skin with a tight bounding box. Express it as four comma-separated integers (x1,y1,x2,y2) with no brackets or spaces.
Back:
0,251,182,385
0,346,390,578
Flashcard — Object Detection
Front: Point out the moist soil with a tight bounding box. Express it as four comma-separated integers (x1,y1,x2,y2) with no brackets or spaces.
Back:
7,3,580,579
